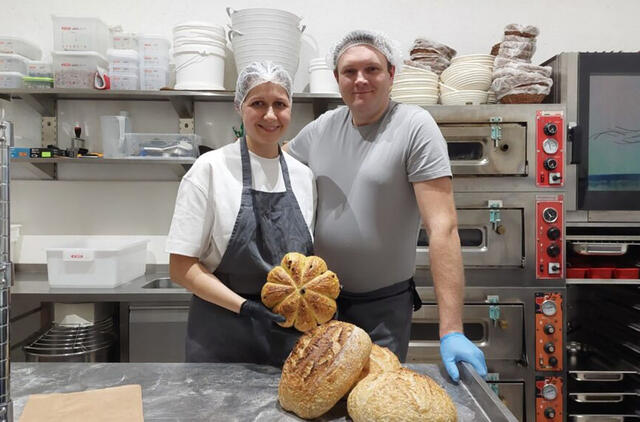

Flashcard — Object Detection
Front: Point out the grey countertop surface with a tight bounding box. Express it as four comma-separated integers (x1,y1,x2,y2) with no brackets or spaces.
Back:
11,362,484,421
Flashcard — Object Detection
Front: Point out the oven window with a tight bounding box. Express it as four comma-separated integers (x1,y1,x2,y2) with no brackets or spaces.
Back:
447,142,484,161
410,322,485,342
588,74,640,191
418,228,484,247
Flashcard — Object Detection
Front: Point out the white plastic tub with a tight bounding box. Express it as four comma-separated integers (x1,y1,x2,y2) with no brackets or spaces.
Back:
46,238,147,288
0,36,42,60
52,51,108,88
140,66,169,90
110,73,138,90
112,32,137,50
52,16,110,54
123,133,201,158
0,54,28,74
137,35,170,61
0,72,24,88
107,49,138,69
27,60,52,77
174,44,225,90
309,60,338,94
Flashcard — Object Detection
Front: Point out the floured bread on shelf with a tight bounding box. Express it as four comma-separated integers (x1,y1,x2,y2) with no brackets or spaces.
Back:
261,252,340,332
348,367,457,422
279,321,372,419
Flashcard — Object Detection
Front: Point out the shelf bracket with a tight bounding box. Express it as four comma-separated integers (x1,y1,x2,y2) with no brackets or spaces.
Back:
20,93,56,117
42,117,57,147
179,118,195,135
24,162,56,179
169,97,194,119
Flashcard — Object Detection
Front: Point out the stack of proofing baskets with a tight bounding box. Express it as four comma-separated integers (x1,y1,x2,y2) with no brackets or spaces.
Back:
227,7,304,80
173,21,226,90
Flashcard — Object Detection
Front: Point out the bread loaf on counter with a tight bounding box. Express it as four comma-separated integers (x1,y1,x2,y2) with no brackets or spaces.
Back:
348,367,457,422
262,252,340,332
349,344,401,393
279,321,371,419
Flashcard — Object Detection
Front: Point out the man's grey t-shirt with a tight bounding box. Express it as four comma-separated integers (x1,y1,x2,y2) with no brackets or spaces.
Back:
287,101,452,292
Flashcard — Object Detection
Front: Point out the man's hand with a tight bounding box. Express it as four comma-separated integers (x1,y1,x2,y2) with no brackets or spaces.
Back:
440,332,487,382
239,300,286,323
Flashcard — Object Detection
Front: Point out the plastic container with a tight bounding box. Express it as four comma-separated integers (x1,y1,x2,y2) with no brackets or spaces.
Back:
173,44,225,90
52,16,110,54
0,53,29,74
27,60,52,77
52,51,108,88
46,238,148,288
0,72,24,88
0,36,42,60
110,73,138,90
137,35,170,65
173,21,226,41
140,66,169,90
123,133,201,158
566,268,588,279
23,76,53,89
309,58,338,94
613,268,639,279
107,49,138,71
101,112,132,157
588,267,614,279
112,32,137,50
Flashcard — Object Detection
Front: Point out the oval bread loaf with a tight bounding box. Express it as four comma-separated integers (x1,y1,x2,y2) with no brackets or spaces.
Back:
348,367,457,422
348,344,401,394
279,321,372,419
262,252,340,332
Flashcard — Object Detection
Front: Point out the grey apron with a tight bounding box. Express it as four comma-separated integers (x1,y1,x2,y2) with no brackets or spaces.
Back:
337,279,422,362
185,137,313,366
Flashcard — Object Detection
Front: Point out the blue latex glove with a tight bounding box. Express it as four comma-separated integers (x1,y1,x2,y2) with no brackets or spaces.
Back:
440,332,487,382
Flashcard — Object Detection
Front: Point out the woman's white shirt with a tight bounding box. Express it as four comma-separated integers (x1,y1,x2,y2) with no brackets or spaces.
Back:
166,139,316,272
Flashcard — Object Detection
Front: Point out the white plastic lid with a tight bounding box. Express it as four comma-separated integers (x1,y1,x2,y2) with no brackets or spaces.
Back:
0,53,30,63
107,49,139,60
136,34,170,44
0,36,42,60
174,21,224,30
0,71,25,78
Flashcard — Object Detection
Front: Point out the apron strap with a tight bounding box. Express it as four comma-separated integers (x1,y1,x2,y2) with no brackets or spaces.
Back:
239,136,253,190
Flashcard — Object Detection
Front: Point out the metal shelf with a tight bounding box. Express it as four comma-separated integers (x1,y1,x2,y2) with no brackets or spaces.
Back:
0,89,343,118
10,157,195,180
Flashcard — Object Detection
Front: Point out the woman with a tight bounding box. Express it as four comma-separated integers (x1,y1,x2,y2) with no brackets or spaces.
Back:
166,62,315,366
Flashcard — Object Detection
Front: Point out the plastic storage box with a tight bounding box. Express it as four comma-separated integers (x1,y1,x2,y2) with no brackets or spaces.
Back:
0,72,25,88
23,76,54,89
52,16,110,55
107,49,139,73
46,238,147,288
0,36,42,60
112,32,137,50
110,73,138,90
27,61,53,77
52,51,108,88
122,133,201,158
140,66,169,90
0,54,29,74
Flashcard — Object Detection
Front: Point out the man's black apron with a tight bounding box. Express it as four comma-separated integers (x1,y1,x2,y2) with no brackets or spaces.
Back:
185,137,313,367
337,279,422,362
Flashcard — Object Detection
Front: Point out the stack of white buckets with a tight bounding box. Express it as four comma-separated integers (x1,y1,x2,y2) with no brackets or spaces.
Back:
309,58,339,94
227,7,304,81
173,21,226,90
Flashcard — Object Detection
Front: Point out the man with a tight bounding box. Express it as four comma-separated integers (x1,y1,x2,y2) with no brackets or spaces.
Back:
284,30,486,382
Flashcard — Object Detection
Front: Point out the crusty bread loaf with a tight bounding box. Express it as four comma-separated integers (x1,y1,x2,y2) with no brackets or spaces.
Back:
348,367,457,422
351,344,401,391
262,253,340,332
279,321,372,419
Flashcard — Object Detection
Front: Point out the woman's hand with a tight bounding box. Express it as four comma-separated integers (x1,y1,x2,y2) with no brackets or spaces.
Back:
239,300,286,323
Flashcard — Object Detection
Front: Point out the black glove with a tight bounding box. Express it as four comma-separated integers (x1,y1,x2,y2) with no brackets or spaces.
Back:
239,300,286,323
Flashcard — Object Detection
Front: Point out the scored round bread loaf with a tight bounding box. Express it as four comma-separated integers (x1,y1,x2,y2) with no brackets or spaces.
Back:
348,367,457,422
352,344,401,388
262,252,340,332
279,321,372,419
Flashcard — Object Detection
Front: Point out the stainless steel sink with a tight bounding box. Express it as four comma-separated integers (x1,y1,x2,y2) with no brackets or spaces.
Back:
142,277,184,289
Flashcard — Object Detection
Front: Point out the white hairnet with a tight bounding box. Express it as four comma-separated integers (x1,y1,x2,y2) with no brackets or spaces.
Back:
234,61,293,109
327,29,403,71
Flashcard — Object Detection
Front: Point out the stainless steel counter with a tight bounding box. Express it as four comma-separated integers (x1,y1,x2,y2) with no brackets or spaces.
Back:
11,362,516,421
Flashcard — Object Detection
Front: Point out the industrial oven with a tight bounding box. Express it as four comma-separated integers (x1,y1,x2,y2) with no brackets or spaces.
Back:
410,104,568,422
544,52,640,421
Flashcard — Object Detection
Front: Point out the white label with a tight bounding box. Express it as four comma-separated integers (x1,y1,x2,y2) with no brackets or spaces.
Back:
63,249,95,262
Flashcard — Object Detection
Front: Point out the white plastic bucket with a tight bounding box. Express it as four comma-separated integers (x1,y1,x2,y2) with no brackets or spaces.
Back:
309,61,338,94
173,21,225,40
174,44,225,90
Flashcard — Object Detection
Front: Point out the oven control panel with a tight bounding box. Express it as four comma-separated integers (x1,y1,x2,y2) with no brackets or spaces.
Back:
535,376,563,421
536,195,564,279
535,292,563,371
536,111,565,187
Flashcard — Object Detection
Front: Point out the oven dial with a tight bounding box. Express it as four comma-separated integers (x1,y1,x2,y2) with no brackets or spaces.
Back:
542,138,559,154
541,300,557,316
544,343,556,353
547,243,561,257
549,356,558,367
542,207,558,223
544,158,558,170
543,123,558,136
544,407,556,419
542,383,558,400
547,226,561,240
544,324,555,334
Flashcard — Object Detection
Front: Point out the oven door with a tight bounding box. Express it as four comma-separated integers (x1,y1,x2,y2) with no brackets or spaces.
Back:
407,303,524,362
440,123,527,176
416,208,524,268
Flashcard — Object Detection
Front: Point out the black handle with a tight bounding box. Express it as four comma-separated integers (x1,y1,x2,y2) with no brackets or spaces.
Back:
568,124,581,165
